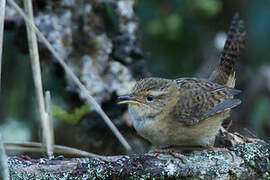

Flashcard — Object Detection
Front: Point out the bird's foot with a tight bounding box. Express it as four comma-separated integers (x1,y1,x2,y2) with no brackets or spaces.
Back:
168,151,187,163
150,148,187,163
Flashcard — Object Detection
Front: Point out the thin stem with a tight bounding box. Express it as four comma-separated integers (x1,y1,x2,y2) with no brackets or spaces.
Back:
8,0,131,152
0,135,10,180
45,91,54,159
23,0,52,157
4,141,104,159
0,0,6,90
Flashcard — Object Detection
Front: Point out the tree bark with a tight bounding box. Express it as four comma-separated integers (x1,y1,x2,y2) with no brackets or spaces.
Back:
8,136,270,179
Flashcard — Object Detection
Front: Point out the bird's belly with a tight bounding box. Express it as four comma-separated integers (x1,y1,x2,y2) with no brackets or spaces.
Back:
132,112,229,148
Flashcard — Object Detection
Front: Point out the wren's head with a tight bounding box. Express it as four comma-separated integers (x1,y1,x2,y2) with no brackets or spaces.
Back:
118,78,178,122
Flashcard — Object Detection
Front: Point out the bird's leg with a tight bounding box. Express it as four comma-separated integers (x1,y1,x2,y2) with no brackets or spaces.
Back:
150,146,187,163
206,137,234,158
226,119,233,130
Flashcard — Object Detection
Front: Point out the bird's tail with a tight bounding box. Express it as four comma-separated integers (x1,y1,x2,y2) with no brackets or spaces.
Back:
209,13,246,88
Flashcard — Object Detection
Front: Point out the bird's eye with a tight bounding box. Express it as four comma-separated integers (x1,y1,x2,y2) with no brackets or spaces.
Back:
146,95,154,102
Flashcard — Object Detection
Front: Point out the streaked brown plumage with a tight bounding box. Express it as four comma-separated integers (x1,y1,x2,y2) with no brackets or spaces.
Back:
173,78,241,126
118,14,246,148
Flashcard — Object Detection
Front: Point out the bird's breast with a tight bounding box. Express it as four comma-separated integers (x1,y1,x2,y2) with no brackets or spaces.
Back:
128,105,147,130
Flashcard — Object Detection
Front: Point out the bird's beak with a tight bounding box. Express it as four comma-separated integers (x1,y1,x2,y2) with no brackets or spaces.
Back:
118,93,136,104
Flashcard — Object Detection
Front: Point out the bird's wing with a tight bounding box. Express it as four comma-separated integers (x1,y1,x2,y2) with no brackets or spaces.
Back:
172,81,241,126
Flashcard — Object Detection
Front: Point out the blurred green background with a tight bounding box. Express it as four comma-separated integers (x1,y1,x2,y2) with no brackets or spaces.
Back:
1,0,270,155
137,0,270,78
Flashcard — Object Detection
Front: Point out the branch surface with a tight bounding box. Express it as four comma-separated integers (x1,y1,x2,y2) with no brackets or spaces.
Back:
8,141,270,179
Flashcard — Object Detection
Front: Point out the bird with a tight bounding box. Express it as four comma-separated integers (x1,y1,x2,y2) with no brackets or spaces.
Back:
118,14,246,149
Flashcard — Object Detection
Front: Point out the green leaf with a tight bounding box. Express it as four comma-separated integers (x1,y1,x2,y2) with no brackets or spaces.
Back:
52,103,90,125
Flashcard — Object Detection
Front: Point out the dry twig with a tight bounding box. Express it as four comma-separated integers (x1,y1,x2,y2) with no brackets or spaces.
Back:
45,91,54,159
0,0,6,89
23,0,53,158
4,141,104,159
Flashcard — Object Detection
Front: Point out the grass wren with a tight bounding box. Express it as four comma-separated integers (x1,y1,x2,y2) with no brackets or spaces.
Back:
118,14,246,149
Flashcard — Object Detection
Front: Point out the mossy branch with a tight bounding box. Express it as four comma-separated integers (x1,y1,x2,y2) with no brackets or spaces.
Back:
8,141,270,179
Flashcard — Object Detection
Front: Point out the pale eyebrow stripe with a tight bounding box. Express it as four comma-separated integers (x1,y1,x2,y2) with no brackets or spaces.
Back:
148,91,167,96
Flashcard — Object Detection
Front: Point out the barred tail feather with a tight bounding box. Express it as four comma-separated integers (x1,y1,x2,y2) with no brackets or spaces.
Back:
209,13,246,87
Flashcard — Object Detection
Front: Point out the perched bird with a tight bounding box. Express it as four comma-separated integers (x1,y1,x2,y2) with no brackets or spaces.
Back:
118,14,246,149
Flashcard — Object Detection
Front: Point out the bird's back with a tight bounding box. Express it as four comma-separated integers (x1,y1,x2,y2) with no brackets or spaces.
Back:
172,78,241,126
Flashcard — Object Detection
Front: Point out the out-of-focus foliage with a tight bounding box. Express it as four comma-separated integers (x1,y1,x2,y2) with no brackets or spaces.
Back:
52,103,90,125
251,97,270,139
136,0,225,78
